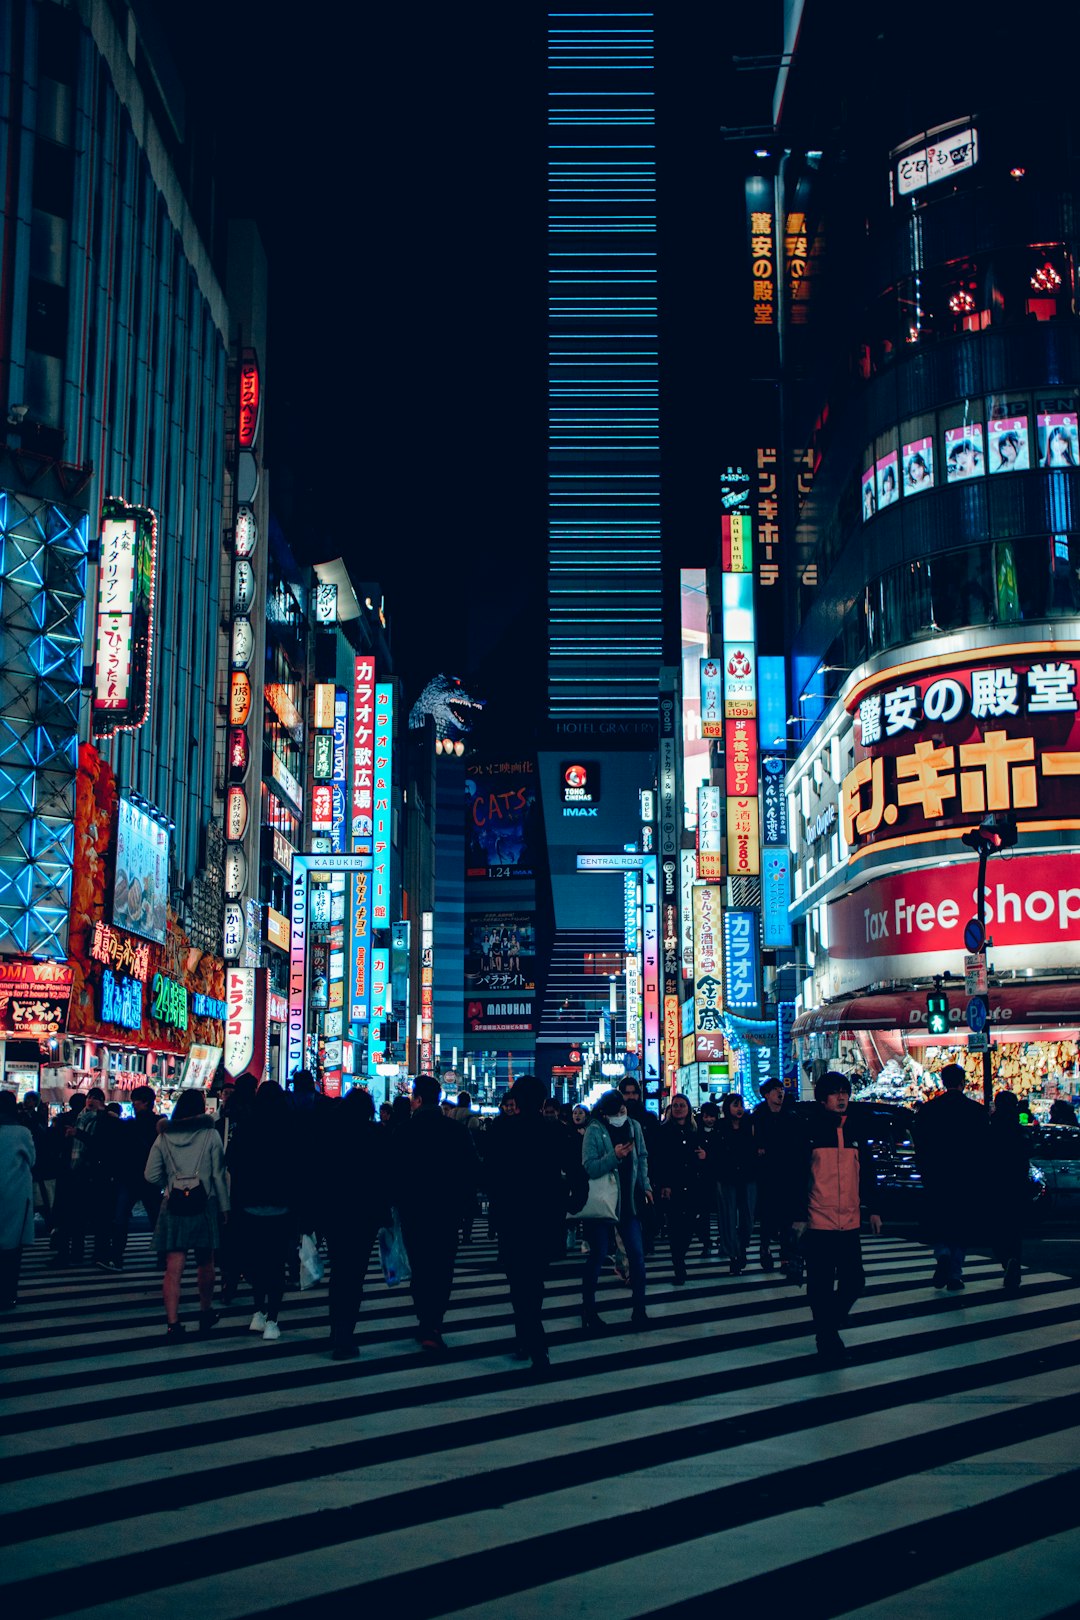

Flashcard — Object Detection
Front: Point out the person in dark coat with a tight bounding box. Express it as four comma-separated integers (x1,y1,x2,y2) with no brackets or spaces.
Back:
752,1078,807,1276
68,1087,123,1270
710,1094,758,1273
987,1091,1029,1295
107,1083,162,1269
225,1080,300,1341
47,1093,86,1265
216,1073,258,1305
392,1073,479,1353
483,1074,584,1372
913,1063,988,1292
619,1077,660,1257
319,1088,392,1359
654,1094,706,1284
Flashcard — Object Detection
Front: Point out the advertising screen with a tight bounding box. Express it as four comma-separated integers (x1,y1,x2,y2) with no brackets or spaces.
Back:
861,467,876,521
945,424,984,481
1037,412,1079,468
112,797,169,945
465,913,536,993
875,451,899,510
902,437,934,494
988,417,1030,472
466,764,537,879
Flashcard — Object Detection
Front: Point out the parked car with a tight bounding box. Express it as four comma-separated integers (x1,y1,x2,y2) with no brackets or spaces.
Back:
1026,1125,1080,1212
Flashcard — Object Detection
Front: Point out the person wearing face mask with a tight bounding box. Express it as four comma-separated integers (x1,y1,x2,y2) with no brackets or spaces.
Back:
580,1090,652,1331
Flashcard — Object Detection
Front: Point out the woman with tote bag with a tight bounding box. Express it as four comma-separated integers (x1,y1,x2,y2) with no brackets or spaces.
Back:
580,1090,652,1333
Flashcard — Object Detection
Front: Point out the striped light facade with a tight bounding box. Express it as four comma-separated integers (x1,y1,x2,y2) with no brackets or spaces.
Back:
547,11,663,720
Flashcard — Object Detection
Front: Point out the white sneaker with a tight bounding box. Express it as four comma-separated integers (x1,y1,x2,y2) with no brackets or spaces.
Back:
248,1311,267,1333
262,1319,281,1342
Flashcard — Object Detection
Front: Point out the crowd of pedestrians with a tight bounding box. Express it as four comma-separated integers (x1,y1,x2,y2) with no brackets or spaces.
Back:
0,1065,1045,1368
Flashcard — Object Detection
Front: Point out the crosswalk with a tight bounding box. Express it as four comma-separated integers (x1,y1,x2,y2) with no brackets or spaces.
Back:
2,1231,1079,1618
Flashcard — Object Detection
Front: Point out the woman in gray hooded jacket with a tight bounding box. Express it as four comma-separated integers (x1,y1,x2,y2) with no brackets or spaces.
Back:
580,1089,652,1332
145,1090,229,1341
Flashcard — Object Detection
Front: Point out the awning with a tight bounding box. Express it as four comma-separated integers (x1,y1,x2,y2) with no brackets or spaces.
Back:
792,983,1080,1036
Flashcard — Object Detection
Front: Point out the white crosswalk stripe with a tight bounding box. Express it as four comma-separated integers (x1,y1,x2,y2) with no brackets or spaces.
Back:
1,1232,1078,1618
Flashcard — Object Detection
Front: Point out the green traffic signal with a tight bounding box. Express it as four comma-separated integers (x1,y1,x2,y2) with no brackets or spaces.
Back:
926,991,949,1035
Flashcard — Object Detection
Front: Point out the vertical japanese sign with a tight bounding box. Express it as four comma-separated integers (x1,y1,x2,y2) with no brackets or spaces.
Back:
287,858,308,1075
92,498,157,737
693,884,724,1060
373,683,393,929
367,947,390,1074
762,848,793,947
224,967,256,1078
722,571,760,877
352,656,375,847
349,867,372,1022
698,785,723,880
700,658,723,739
641,855,661,1090
420,911,434,1070
331,689,349,853
756,446,780,591
664,994,680,1091
746,175,775,329
659,680,679,1005
723,909,761,1016
392,920,411,1069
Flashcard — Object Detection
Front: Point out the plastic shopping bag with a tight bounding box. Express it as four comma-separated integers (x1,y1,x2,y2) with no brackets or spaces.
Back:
299,1231,325,1291
378,1210,411,1288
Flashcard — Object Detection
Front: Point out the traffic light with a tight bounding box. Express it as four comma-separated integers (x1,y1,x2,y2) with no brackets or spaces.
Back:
961,814,1018,854
926,990,949,1035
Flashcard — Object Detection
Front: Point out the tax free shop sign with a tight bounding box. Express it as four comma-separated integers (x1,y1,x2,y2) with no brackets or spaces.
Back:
825,852,1080,999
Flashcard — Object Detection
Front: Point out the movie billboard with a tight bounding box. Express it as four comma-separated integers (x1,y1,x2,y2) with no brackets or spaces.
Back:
465,913,536,993
112,796,169,944
465,763,537,879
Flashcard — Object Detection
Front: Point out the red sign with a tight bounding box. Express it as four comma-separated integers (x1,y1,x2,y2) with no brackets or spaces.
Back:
238,359,261,448
844,647,1080,855
826,851,1080,999
311,783,333,830
724,716,759,798
0,959,74,1037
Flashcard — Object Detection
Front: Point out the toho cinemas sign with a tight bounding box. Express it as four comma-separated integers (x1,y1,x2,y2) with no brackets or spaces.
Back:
826,851,1080,998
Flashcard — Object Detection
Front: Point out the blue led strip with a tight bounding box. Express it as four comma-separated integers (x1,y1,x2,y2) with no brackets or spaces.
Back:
547,11,661,719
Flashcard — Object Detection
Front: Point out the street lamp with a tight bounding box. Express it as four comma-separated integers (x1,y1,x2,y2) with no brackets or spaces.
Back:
961,813,1018,1105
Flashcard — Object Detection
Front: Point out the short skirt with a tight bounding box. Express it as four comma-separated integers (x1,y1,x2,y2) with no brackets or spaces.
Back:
153,1195,222,1256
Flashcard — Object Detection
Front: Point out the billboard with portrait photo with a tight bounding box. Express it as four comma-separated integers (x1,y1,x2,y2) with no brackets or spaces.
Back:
902,437,934,495
988,417,1030,473
861,466,876,522
945,424,984,481
465,913,536,993
875,451,899,510
465,764,538,879
1038,412,1079,468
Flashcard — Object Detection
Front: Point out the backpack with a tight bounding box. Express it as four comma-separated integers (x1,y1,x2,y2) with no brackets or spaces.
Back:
163,1132,210,1215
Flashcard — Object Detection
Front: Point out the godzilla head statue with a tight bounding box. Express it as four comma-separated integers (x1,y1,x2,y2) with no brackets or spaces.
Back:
408,674,485,745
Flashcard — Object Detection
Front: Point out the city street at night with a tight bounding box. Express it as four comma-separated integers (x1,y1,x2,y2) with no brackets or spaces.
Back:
3,1233,1080,1618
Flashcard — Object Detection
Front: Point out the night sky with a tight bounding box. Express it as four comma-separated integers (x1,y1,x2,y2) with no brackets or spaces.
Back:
162,2,779,723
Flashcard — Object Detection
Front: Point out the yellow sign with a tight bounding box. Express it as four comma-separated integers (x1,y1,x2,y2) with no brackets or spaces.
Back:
726,796,760,876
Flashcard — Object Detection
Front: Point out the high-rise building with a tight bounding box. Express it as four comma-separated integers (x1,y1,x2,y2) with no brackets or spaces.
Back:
546,8,663,721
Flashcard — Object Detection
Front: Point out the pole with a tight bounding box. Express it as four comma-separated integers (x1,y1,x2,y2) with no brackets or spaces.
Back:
977,844,993,1109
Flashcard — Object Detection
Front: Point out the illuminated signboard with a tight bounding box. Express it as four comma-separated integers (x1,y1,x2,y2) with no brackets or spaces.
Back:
230,671,252,727
561,761,600,807
112,796,169,945
265,907,290,951
726,795,761,877
225,967,256,1077
641,855,661,1086
288,860,308,1075
664,993,680,1087
723,908,761,1016
331,689,349,854
265,683,303,734
314,685,336,730
228,726,249,781
724,716,759,799
701,659,723,738
692,883,723,1058
350,867,372,1022
313,733,334,782
237,356,261,448
762,848,793,947
747,177,775,327
892,124,977,201
697,786,723,880
226,785,248,841
843,646,1080,858
270,753,302,811
99,968,143,1031
92,497,157,738
150,973,188,1031
373,683,393,927
314,582,337,624
90,921,150,979
0,958,74,1037
353,656,375,844
721,512,752,573
193,993,227,1021
368,946,391,1072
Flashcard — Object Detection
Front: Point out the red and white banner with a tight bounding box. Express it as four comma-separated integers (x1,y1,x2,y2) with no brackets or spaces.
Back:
826,851,1080,998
